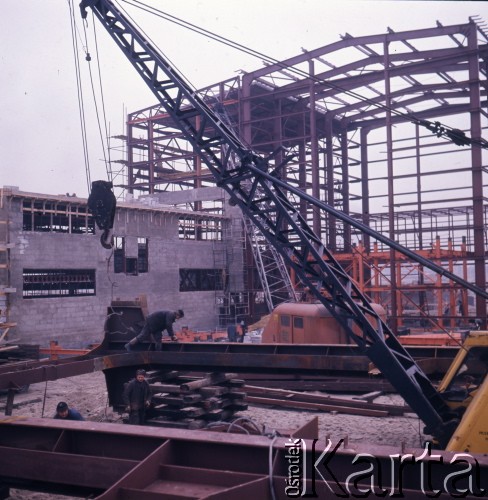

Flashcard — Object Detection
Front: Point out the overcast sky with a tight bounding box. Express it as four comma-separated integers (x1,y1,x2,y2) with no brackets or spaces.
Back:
1,0,486,198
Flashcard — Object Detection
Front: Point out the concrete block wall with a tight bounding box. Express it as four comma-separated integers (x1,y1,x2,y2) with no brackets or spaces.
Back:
5,194,232,348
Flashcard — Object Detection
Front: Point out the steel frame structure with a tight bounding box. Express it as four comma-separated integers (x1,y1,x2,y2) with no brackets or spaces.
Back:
121,18,488,330
78,0,488,444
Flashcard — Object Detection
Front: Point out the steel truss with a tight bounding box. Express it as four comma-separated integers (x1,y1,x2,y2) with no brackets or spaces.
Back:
120,17,488,330
79,0,488,444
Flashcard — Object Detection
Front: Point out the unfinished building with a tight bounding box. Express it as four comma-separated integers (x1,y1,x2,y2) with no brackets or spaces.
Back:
0,187,246,346
112,18,488,332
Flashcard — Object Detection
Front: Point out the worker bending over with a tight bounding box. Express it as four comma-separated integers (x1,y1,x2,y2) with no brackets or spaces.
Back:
125,309,184,351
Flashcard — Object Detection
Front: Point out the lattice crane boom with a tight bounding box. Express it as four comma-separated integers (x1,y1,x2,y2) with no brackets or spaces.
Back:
80,0,486,444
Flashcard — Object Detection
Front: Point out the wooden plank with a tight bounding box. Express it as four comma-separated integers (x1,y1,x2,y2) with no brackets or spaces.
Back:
180,373,238,392
352,390,383,402
0,398,42,413
227,391,247,400
150,383,183,393
0,345,18,352
151,396,187,407
199,386,229,397
244,385,408,415
180,407,206,417
201,409,234,421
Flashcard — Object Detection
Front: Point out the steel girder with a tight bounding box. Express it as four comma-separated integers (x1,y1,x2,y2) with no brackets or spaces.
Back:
0,342,460,392
0,416,487,498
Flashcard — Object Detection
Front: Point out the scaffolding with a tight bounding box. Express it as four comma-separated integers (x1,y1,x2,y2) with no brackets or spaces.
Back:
332,237,471,331
0,189,17,342
211,210,244,327
120,19,488,330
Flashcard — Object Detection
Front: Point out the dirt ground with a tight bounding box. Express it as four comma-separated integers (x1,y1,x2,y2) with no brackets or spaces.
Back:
2,371,425,499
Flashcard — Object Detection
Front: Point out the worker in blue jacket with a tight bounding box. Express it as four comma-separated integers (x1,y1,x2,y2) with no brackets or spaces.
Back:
53,401,84,421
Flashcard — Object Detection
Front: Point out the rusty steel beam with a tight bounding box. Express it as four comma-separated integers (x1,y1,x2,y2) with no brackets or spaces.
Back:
246,395,390,417
0,355,105,390
0,416,486,498
241,373,397,393
244,385,410,416
0,343,458,392
39,340,91,360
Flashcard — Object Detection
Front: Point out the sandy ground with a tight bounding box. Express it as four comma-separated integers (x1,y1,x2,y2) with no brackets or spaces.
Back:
2,371,426,499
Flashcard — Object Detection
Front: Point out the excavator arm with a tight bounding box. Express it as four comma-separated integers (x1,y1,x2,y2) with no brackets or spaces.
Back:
79,0,485,445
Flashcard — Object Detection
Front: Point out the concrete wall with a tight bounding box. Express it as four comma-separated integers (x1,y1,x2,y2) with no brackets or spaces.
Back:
4,194,231,348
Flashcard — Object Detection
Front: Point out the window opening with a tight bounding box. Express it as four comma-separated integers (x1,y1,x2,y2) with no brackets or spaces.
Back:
125,257,138,276
114,237,149,275
137,238,149,273
293,317,304,328
114,236,125,274
180,268,225,291
23,269,96,298
178,217,222,241
22,199,94,234
281,315,291,327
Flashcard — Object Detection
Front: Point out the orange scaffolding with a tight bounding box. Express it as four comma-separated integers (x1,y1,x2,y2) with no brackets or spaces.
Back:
334,237,471,332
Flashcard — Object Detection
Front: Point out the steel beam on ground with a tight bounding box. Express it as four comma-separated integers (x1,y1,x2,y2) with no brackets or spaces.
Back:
0,416,486,498
244,385,410,416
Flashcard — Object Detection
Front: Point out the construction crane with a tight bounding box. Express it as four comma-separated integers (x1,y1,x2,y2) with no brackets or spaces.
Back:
80,0,488,448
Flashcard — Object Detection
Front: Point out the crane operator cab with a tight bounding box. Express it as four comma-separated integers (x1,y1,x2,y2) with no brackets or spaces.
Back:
442,347,488,403
436,331,488,452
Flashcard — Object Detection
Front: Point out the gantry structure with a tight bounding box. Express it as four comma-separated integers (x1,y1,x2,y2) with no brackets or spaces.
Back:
116,18,488,331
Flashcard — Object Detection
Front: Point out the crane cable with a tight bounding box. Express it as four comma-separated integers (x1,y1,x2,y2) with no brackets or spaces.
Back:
80,11,113,185
68,0,92,193
112,0,197,105
122,0,488,150
84,12,114,184
69,0,115,194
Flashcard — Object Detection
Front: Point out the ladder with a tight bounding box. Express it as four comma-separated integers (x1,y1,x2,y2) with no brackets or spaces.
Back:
212,103,296,312
213,212,250,327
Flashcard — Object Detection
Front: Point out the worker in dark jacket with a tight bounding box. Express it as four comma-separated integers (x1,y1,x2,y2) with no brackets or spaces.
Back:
53,401,84,421
123,369,152,425
124,309,184,351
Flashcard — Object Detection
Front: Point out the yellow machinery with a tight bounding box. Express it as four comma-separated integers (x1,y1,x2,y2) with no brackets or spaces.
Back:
436,331,488,452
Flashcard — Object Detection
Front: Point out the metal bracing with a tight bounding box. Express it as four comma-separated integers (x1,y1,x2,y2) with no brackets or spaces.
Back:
334,238,472,331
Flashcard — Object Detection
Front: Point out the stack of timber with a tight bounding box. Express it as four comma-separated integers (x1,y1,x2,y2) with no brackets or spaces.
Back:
0,323,39,365
0,344,40,364
145,371,248,429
